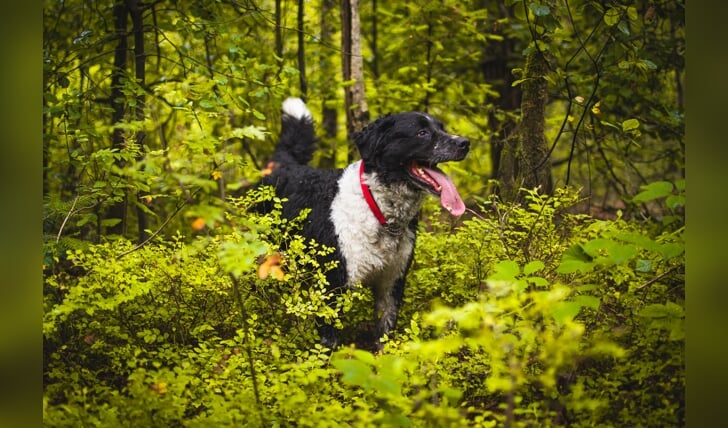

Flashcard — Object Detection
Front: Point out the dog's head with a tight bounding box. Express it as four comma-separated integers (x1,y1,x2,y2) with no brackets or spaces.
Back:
354,112,470,216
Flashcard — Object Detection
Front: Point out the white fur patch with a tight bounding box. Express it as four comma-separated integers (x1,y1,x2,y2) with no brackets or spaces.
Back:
282,97,312,121
330,161,424,294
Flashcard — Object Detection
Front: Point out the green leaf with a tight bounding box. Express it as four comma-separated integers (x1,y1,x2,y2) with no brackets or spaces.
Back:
551,301,581,324
640,59,657,70
633,181,674,203
556,260,594,274
217,238,268,278
582,238,616,258
557,244,594,274
511,78,528,87
639,303,682,319
622,118,640,132
352,349,376,366
332,359,373,390
610,231,661,253
529,3,550,16
232,125,269,141
523,260,545,275
664,301,685,317
657,242,684,259
666,194,686,209
617,22,630,36
372,377,401,397
572,295,601,310
490,260,520,280
675,178,686,191
101,218,122,228
604,8,620,26
526,276,549,287
563,244,593,262
669,320,685,341
635,259,652,272
608,244,638,265
627,6,639,20
199,99,216,109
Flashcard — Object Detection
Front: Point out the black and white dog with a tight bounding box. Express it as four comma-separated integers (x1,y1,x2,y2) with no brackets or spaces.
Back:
260,98,469,350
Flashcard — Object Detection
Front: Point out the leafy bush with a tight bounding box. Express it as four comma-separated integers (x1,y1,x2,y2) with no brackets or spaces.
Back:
43,185,684,426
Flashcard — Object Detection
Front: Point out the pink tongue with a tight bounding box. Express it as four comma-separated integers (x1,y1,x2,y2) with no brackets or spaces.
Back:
423,167,466,216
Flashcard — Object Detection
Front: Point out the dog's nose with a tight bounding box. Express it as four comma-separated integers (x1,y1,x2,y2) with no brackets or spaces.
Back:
454,136,470,150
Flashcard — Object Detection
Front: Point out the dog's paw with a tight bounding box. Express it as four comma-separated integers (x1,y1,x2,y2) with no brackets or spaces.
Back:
282,97,312,121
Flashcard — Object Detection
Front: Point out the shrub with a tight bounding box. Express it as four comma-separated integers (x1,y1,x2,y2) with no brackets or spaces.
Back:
43,186,684,426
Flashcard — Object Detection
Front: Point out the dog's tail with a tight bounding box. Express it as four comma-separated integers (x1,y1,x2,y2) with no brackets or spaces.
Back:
271,97,316,165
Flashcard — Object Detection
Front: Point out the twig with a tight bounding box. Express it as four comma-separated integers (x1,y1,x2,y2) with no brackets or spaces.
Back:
115,195,191,259
229,273,264,414
465,206,487,221
635,265,681,290
56,195,80,243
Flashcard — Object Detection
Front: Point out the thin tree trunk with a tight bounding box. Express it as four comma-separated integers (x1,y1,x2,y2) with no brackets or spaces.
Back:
126,0,149,243
519,49,551,193
341,0,369,161
275,0,283,61
481,0,521,183
423,18,433,111
320,0,338,168
297,0,307,98
371,0,379,79
107,1,129,237
203,23,228,203
498,49,552,202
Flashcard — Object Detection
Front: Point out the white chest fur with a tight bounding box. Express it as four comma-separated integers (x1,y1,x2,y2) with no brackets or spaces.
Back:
330,162,423,291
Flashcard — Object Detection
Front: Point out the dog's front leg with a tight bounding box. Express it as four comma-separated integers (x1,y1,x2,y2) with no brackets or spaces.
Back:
317,321,340,350
374,276,405,351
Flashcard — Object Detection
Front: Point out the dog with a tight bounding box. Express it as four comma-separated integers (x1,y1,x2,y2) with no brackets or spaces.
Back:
259,97,470,350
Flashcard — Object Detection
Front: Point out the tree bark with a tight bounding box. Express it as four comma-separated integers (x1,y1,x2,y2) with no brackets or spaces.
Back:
126,0,149,243
481,0,521,183
106,1,129,237
297,0,308,98
423,18,433,111
275,0,283,61
319,0,338,168
341,0,369,160
371,0,379,79
498,49,552,202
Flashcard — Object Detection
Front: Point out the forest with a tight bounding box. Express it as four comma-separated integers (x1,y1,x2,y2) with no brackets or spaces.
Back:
42,0,685,426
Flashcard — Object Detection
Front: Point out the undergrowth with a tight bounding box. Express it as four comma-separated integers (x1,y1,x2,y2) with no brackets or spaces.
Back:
43,184,684,427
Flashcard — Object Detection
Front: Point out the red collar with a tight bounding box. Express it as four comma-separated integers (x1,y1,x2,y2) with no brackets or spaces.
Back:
359,161,388,225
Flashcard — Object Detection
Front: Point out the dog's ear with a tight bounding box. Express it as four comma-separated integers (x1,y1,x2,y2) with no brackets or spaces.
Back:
354,115,394,160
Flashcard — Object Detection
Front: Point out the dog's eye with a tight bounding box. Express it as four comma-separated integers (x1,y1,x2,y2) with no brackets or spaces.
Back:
416,129,429,137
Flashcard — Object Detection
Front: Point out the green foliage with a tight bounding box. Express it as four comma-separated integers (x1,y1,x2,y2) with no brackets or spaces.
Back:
44,187,684,426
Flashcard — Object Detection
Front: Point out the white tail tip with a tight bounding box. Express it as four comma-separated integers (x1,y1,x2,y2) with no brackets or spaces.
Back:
282,97,312,121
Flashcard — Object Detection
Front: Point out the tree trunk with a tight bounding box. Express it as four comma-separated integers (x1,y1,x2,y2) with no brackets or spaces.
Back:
423,18,434,111
106,1,129,237
126,0,149,243
371,0,379,79
498,49,552,202
481,0,521,183
341,0,369,161
275,0,283,61
297,0,308,98
319,0,338,168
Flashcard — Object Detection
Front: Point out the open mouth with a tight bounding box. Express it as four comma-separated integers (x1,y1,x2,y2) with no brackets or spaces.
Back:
408,161,466,216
